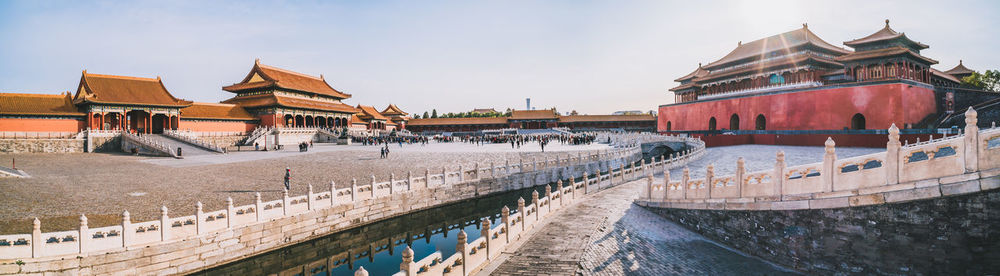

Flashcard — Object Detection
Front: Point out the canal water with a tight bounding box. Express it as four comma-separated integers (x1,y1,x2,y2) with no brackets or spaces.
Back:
194,184,552,276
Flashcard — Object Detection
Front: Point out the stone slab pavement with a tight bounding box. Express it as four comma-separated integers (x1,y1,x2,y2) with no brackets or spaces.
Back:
484,177,799,275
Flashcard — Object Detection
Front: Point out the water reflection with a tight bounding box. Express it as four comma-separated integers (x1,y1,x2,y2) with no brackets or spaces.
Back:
195,185,547,276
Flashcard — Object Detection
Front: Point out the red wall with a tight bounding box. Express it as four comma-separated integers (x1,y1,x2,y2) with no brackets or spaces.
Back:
179,120,257,132
0,117,85,132
658,83,938,132
689,133,947,148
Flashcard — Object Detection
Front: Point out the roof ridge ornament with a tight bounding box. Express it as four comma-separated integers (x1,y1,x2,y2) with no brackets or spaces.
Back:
803,23,808,28
885,19,890,27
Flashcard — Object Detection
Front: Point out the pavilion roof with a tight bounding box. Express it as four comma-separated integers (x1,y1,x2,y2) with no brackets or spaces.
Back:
931,68,961,84
350,115,368,125
703,25,850,70
844,20,929,50
558,114,655,123
510,109,558,120
834,46,938,65
380,104,408,116
696,54,842,83
407,117,509,126
222,94,359,113
223,59,352,99
180,102,255,120
674,64,709,82
356,104,390,121
471,108,498,114
668,82,699,92
73,71,192,107
943,60,976,76
0,92,85,116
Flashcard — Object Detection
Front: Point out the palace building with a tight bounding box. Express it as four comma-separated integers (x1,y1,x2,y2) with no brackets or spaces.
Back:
660,20,992,145
406,108,656,133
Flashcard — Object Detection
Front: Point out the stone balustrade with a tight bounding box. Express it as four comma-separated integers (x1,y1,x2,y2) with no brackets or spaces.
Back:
637,107,1000,211
163,130,226,153
0,132,705,275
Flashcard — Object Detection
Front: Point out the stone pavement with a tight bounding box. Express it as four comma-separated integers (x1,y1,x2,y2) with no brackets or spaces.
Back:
488,177,798,275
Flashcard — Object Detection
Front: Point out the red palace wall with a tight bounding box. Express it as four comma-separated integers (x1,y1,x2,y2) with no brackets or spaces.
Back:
658,82,938,132
0,117,85,132
180,120,257,132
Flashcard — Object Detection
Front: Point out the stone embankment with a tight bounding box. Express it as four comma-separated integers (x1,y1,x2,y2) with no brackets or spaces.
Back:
635,108,1000,275
0,133,702,275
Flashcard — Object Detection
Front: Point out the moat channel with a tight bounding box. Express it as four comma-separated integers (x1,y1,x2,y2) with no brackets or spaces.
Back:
195,184,555,275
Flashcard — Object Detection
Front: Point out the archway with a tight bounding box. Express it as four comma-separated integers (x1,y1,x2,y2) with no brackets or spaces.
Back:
284,114,294,127
170,116,179,130
317,117,326,128
729,114,740,130
851,113,866,130
755,114,766,130
151,114,168,134
305,116,314,127
327,117,334,128
295,115,304,127
666,121,671,131
708,117,717,131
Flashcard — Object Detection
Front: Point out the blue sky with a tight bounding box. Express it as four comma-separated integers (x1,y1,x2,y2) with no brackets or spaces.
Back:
1,0,997,115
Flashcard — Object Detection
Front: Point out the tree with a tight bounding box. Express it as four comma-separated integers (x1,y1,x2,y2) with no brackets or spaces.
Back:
431,109,438,118
962,70,1000,92
423,111,429,119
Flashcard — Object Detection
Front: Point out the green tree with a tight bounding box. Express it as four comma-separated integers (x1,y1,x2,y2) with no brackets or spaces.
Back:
423,111,429,119
431,109,438,118
962,70,1000,92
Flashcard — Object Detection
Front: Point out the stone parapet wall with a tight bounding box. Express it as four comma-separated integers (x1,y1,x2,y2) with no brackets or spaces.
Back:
643,188,1000,275
0,133,703,275
0,139,84,153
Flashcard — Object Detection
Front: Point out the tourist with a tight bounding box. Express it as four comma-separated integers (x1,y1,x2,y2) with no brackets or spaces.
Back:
254,142,259,151
380,147,385,159
284,167,291,190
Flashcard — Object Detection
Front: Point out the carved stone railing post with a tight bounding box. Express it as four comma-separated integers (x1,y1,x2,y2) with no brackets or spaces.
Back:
558,180,565,205
282,190,290,216
424,169,431,188
456,230,468,275
32,218,42,257
682,167,690,199
736,157,746,197
225,197,234,228
647,173,654,201
458,165,464,182
481,218,491,259
663,168,671,199
619,163,626,183
406,171,413,191
775,150,786,197
886,124,901,185
389,173,395,195
505,160,511,174
474,163,480,179
351,178,358,201
570,177,576,199
330,181,337,206
370,175,377,198
583,174,590,194
517,197,526,231
532,191,540,221
79,214,89,253
706,164,715,198
400,246,416,276
501,206,511,243
307,184,315,210
491,162,496,177
120,211,132,247
195,201,203,235
965,107,979,172
441,168,447,185
254,193,262,222
355,266,368,276
545,185,552,212
823,137,836,192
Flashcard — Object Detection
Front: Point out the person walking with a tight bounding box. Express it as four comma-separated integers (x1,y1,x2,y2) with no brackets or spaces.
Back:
284,167,291,190
380,147,386,159
254,142,259,151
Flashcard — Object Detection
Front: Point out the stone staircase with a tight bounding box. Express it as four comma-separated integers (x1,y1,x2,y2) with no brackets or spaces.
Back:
143,134,215,156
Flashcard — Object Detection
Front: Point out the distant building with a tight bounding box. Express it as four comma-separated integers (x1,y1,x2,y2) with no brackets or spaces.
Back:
406,108,656,133
470,108,498,114
612,110,644,115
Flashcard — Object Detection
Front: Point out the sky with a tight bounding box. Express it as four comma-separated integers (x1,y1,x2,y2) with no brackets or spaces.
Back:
1,0,997,115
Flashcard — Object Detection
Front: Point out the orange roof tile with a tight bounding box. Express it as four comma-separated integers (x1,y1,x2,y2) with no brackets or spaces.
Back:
407,117,509,126
356,105,390,121
350,115,367,125
834,46,937,64
0,92,85,116
844,20,928,49
943,60,975,76
510,109,558,120
697,54,841,83
380,104,408,116
73,71,192,107
181,102,255,120
703,25,850,70
558,114,655,123
222,94,359,113
674,64,709,82
223,60,352,99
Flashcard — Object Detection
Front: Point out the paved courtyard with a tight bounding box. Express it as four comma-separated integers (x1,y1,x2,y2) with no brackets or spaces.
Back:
0,141,607,234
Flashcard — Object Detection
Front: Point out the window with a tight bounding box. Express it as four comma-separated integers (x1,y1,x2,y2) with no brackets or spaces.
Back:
851,113,866,130
769,73,785,84
708,117,717,131
729,114,740,130
755,114,766,130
